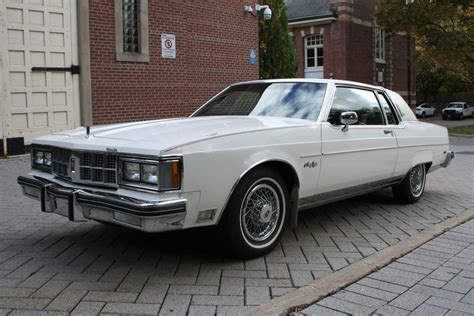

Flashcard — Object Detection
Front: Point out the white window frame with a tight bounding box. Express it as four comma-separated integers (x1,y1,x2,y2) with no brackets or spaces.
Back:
374,26,385,64
305,35,324,70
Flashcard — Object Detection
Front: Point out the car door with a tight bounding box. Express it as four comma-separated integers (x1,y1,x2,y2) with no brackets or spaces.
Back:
463,104,471,116
428,105,435,116
318,86,398,195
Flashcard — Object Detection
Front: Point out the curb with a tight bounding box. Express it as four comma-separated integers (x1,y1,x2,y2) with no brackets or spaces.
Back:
243,208,474,316
449,133,474,138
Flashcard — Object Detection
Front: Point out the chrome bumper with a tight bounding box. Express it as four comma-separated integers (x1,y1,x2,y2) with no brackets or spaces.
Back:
441,151,455,168
17,176,186,232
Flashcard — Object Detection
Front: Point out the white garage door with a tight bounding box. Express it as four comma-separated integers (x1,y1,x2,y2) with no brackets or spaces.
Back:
1,0,79,147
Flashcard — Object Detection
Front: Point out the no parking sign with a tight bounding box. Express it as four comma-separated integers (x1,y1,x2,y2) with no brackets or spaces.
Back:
161,34,176,59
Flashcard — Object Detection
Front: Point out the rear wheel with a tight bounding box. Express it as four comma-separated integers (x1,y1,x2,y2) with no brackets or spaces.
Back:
392,164,426,204
220,167,288,258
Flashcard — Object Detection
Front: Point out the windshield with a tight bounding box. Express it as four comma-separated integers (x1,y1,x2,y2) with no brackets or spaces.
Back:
193,82,327,121
448,103,464,108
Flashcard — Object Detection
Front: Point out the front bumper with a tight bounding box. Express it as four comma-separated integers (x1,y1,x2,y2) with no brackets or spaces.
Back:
17,176,186,232
441,151,455,168
443,112,462,119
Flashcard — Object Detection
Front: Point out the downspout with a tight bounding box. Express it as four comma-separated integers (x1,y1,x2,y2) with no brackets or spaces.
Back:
77,0,93,127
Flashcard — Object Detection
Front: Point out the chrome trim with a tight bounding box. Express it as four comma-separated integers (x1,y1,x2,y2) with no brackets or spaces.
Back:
17,176,186,233
322,146,398,156
298,176,404,211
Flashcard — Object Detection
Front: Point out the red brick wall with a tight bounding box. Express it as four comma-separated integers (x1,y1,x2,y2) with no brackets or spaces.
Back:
289,1,416,105
88,0,259,124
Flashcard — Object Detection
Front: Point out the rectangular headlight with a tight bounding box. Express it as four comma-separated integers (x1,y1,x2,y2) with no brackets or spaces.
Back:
123,162,140,182
32,147,52,172
141,164,158,184
120,158,181,191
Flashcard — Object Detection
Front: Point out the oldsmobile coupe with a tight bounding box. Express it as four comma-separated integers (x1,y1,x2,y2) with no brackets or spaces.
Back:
18,79,454,258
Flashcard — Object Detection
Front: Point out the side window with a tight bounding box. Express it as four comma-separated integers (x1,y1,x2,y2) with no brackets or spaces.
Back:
377,92,399,125
327,88,385,125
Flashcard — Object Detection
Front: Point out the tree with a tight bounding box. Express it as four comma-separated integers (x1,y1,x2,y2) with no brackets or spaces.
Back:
259,0,298,79
375,0,474,97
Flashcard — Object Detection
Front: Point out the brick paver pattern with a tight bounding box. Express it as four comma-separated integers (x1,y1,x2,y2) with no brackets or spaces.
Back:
300,219,474,315
0,138,472,315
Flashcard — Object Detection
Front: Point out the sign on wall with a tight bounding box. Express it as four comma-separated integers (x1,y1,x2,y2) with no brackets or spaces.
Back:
161,34,176,59
249,48,257,65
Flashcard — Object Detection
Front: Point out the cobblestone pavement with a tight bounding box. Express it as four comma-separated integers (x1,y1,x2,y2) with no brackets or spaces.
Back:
300,219,474,315
0,137,472,315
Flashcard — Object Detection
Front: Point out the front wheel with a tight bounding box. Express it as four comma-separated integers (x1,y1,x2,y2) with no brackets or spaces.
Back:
392,164,426,204
459,113,464,120
220,167,288,258
421,112,426,118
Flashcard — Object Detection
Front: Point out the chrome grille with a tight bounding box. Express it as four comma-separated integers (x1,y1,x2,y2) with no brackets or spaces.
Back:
444,110,456,115
79,153,117,185
52,148,71,179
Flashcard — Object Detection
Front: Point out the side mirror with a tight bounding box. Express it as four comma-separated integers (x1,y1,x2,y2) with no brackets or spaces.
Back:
340,111,358,132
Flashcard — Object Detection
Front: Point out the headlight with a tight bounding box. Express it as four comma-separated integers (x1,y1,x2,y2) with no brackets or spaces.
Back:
141,164,158,184
123,162,140,182
44,152,52,166
32,148,52,171
34,151,45,165
120,158,181,191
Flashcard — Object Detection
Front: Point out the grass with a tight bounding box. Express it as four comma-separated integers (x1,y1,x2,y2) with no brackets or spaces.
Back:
448,125,474,135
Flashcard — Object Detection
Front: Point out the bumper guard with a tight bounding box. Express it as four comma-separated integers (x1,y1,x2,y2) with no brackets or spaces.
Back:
17,176,186,232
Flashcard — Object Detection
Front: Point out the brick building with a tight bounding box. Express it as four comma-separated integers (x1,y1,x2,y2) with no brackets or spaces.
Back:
285,0,416,105
1,0,259,156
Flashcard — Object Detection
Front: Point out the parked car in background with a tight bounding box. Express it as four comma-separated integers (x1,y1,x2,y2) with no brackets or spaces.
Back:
442,102,473,120
415,103,437,118
17,79,454,258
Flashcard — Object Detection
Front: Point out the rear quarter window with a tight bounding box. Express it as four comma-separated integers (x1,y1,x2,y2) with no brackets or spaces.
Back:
386,90,417,122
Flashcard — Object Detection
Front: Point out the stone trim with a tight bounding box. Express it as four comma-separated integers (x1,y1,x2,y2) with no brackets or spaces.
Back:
77,0,92,126
115,0,149,63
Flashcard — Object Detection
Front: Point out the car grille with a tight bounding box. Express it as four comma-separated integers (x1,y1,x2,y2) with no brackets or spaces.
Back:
444,110,456,115
79,152,117,185
52,148,71,179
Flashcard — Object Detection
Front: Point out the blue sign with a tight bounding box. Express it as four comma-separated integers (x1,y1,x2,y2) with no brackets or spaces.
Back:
249,49,257,65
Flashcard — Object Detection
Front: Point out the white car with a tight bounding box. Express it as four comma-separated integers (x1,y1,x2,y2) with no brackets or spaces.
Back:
18,79,454,258
415,103,436,118
442,102,473,120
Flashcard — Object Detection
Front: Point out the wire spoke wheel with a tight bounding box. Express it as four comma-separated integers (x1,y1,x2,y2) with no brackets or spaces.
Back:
409,164,424,197
240,179,285,243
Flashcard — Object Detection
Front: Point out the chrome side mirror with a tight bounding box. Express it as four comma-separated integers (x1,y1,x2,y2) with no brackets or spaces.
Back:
340,111,358,132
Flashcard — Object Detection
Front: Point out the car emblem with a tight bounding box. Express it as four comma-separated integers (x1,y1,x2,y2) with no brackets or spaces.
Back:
304,161,317,168
106,147,118,152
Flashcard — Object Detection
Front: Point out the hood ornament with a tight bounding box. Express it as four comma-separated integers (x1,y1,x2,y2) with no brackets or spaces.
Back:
86,126,90,138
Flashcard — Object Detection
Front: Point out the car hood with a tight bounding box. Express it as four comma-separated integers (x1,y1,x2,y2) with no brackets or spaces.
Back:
443,107,462,111
35,116,312,154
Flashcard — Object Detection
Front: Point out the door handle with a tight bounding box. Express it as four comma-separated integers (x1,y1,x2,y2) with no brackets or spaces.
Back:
384,129,393,134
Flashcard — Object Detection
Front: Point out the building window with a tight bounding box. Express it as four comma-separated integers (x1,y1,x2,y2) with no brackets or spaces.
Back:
305,35,324,69
122,0,139,53
115,0,149,62
375,26,385,63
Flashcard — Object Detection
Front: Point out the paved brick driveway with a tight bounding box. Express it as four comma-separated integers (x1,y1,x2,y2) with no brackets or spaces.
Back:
300,219,474,315
0,137,472,315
